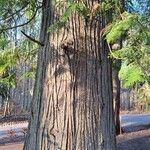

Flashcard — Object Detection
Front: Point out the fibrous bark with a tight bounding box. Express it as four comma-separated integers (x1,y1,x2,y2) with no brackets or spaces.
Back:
24,0,116,150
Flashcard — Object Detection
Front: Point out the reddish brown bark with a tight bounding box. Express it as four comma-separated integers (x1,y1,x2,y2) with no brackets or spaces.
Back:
24,0,117,149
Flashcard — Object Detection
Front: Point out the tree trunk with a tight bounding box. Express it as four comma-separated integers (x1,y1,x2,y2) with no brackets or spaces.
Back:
113,68,121,135
24,0,116,150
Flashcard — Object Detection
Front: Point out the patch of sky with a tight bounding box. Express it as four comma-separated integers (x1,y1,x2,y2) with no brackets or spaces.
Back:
127,0,149,14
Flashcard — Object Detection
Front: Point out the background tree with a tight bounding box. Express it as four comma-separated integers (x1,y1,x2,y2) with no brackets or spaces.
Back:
0,0,41,112
106,0,150,113
110,0,125,135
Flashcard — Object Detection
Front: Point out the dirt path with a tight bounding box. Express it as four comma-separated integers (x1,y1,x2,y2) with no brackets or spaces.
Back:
0,143,23,150
1,129,150,150
0,115,150,150
117,129,150,150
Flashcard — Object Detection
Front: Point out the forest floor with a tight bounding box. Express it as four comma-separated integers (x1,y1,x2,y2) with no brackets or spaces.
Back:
0,114,150,150
118,113,150,150
117,127,150,150
0,128,150,150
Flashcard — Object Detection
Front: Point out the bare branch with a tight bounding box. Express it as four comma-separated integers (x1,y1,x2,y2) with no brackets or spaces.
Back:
21,31,44,46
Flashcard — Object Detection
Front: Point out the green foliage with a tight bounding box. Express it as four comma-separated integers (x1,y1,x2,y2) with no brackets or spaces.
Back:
0,72,16,88
0,38,9,49
0,49,19,76
119,63,144,88
105,12,138,44
0,49,19,100
105,6,150,89
20,64,36,80
101,1,113,12
19,38,39,60
0,0,40,104
0,45,37,99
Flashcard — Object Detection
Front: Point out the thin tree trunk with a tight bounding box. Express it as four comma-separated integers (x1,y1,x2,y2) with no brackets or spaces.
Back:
24,0,116,150
113,68,121,135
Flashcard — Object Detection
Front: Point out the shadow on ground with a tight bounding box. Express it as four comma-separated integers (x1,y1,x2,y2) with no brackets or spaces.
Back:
117,135,150,150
